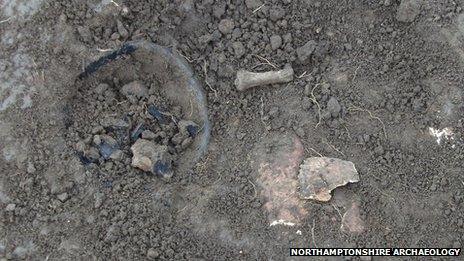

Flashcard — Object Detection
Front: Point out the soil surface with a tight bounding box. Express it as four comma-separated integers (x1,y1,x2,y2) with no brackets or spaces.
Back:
1,0,464,260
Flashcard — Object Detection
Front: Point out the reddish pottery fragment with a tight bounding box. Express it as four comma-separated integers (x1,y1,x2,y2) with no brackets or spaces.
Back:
298,157,359,202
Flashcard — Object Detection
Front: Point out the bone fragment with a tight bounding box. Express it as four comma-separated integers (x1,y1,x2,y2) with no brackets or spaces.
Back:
235,64,294,91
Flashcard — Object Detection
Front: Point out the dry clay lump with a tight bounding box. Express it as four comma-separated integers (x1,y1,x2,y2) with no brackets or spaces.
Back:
245,0,263,9
396,0,421,22
325,97,342,118
121,81,148,99
131,139,174,179
270,35,283,50
218,19,235,34
299,157,360,202
297,40,317,63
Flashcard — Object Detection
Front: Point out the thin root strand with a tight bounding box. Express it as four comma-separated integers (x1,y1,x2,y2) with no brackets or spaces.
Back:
348,105,387,139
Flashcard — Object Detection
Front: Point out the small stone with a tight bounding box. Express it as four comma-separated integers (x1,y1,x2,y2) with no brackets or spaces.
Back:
199,34,213,44
121,81,148,99
213,2,226,18
374,145,384,156
93,135,102,145
155,131,167,140
171,133,186,145
218,19,235,35
141,130,156,140
75,141,86,152
304,84,312,96
396,0,421,22
245,0,263,9
98,135,118,159
84,147,100,162
117,20,129,39
109,150,123,161
111,32,120,40
101,135,116,148
26,162,36,174
121,4,130,16
181,137,193,149
283,33,293,43
100,116,129,129
99,143,115,160
131,139,173,179
94,192,105,209
147,248,160,259
95,83,109,95
326,97,341,118
57,192,69,202
270,35,283,50
297,40,317,63
91,126,104,134
232,42,245,58
5,203,16,211
269,6,286,21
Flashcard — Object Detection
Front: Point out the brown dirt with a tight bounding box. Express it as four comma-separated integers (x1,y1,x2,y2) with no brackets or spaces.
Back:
1,0,464,260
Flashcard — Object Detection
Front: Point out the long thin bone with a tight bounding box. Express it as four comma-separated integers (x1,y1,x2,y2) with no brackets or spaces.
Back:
235,64,294,91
